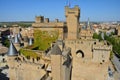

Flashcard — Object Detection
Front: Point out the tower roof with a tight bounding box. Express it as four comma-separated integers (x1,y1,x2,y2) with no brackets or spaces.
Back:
17,32,22,39
87,18,93,30
87,18,90,27
28,38,33,46
7,41,18,56
14,34,20,44
51,44,62,55
87,18,90,29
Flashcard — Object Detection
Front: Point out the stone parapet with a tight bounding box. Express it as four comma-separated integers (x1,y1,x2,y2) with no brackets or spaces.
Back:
32,22,65,27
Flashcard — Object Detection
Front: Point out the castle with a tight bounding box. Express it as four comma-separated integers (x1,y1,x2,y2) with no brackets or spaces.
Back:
6,5,112,80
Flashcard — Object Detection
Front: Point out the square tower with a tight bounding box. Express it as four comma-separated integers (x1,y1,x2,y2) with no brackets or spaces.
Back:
65,6,80,40
35,16,44,23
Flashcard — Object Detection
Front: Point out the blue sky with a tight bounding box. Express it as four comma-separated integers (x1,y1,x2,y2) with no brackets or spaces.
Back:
0,0,120,22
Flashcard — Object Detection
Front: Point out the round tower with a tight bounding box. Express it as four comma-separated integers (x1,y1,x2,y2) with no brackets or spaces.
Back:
7,41,19,80
13,34,21,51
28,37,34,46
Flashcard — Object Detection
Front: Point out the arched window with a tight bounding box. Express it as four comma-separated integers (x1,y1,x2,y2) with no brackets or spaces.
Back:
76,50,84,58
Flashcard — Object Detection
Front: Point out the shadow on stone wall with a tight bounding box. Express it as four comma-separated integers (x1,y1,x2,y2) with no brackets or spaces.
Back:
0,69,9,80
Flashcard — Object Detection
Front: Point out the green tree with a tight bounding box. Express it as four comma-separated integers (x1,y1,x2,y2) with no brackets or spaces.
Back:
93,33,102,41
93,33,99,39
3,39,10,47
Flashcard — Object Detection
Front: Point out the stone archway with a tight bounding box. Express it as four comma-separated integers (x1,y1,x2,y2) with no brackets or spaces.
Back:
76,50,84,58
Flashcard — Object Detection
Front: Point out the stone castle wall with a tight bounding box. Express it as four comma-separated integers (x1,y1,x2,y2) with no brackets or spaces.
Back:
7,56,47,80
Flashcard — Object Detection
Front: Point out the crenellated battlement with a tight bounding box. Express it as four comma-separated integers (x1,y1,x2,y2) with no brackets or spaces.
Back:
93,45,112,51
65,5,80,17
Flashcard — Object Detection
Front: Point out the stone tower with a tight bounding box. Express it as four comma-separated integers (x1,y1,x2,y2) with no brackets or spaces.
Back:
65,5,80,40
13,34,20,51
51,44,62,80
35,16,44,23
7,41,19,80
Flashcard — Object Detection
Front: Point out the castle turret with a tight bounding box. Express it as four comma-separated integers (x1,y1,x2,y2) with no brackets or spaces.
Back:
17,32,22,40
35,16,44,23
45,18,49,23
28,38,33,46
55,19,59,23
65,5,80,40
7,41,18,56
13,34,20,51
14,34,20,44
7,41,19,80
51,44,62,80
